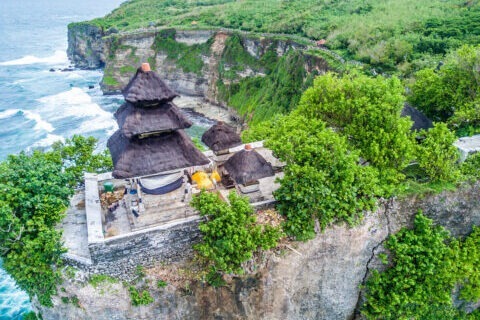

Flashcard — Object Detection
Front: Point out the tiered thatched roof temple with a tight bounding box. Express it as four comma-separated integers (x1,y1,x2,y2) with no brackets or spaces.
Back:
107,63,210,179
201,121,242,153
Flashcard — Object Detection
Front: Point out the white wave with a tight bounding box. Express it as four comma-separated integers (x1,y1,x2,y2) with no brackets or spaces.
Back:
37,87,117,134
31,134,65,148
0,268,31,317
0,109,20,120
0,50,68,66
23,110,54,132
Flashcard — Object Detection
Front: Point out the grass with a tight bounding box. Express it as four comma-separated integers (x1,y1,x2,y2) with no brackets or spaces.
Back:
89,274,118,288
102,76,120,86
152,29,211,74
76,0,480,75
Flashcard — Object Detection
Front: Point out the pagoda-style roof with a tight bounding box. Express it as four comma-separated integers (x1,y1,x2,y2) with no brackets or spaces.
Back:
115,102,192,139
401,103,433,131
107,130,210,179
201,121,242,152
223,147,274,185
123,67,178,107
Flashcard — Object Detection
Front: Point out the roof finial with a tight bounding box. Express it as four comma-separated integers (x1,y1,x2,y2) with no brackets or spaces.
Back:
141,63,151,72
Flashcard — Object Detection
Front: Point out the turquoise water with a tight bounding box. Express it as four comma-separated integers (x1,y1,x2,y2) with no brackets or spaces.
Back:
0,0,125,318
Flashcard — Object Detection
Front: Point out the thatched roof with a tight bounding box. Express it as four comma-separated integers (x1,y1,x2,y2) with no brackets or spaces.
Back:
201,122,242,152
123,68,178,107
107,130,210,178
223,148,274,185
115,102,192,138
401,103,433,131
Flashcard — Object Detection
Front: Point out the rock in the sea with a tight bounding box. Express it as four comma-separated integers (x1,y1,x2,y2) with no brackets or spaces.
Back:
88,85,95,89
49,68,55,72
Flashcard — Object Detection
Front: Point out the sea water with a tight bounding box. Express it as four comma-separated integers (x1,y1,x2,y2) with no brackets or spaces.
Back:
0,1,124,317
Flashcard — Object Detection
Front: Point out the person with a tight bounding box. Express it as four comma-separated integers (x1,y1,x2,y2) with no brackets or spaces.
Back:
184,182,192,202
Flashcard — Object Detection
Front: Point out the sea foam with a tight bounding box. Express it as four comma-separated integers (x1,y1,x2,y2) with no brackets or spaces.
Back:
0,50,68,66
0,109,20,120
23,110,55,132
37,87,118,135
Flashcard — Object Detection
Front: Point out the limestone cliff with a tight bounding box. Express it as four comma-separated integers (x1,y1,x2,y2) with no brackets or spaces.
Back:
36,183,480,320
66,25,328,104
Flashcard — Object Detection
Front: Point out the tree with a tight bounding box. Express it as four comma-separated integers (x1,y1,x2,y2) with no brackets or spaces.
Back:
191,191,281,274
264,115,380,239
409,45,480,135
0,151,72,306
51,135,113,185
296,72,415,184
417,123,460,182
0,136,113,306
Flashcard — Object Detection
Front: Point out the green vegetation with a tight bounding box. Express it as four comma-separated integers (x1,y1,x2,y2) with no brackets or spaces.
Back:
257,115,379,239
461,153,480,182
416,123,460,182
22,312,41,320
0,136,113,306
51,135,113,184
243,70,474,239
128,286,154,306
152,29,211,75
362,213,480,319
156,279,167,288
81,0,479,73
190,191,282,274
408,45,480,136
223,50,316,124
297,72,415,184
89,274,118,288
103,76,120,87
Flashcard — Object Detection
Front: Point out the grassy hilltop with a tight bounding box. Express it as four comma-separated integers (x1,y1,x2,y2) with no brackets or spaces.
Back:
85,0,480,73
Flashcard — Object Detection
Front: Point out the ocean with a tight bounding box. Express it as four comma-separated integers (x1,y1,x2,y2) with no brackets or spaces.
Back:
0,0,212,318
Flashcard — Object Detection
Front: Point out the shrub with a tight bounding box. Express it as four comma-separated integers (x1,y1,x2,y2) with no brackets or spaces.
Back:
297,72,416,185
362,213,480,319
191,191,282,274
417,123,460,182
128,286,154,306
156,280,167,288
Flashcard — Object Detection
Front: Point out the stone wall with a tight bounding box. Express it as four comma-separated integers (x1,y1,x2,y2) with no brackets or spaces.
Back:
71,217,202,281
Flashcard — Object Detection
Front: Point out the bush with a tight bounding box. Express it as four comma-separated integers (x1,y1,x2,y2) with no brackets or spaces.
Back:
297,72,415,184
409,45,480,134
417,123,460,182
362,213,480,319
128,286,154,306
191,191,282,274
461,153,480,182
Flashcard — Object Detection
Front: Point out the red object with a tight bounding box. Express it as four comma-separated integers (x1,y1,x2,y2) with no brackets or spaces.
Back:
317,39,327,46
245,144,252,151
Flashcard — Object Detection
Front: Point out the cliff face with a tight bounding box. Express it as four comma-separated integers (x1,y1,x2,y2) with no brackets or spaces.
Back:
67,23,106,69
37,183,480,320
66,26,328,103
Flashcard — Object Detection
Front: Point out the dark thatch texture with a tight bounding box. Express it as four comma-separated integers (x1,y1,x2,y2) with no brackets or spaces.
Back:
201,122,242,152
401,103,433,131
115,102,192,138
107,130,210,178
123,68,178,107
223,149,274,185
